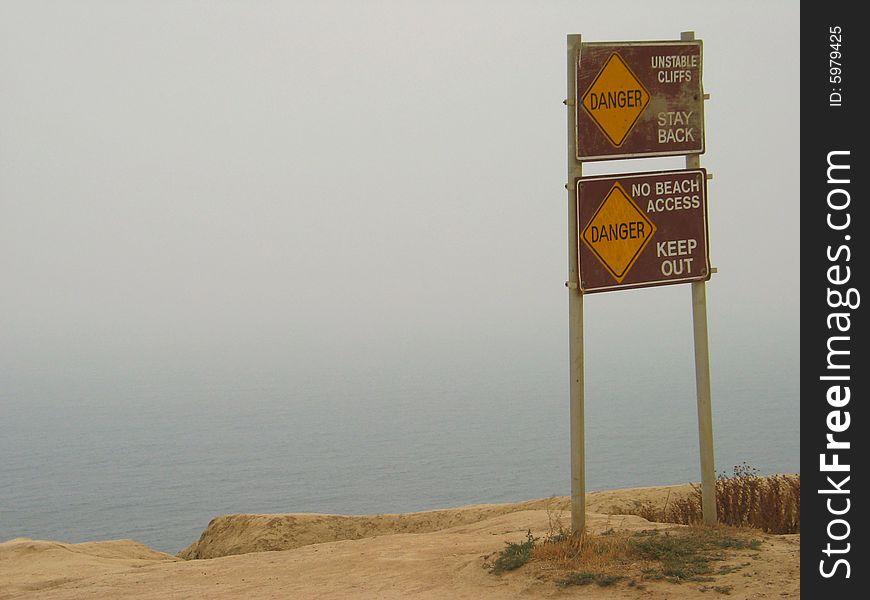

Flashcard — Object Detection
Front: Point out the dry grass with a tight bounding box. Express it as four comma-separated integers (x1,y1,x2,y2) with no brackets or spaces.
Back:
531,529,633,573
532,497,642,574
620,466,800,534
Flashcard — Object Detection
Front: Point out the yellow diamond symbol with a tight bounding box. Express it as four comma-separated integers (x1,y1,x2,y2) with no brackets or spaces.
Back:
582,183,656,282
581,53,651,147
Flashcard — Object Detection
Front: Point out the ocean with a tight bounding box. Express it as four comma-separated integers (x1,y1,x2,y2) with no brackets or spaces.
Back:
0,339,799,555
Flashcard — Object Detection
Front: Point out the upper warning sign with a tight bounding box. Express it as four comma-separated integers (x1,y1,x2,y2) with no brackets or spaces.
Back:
576,41,704,161
581,54,650,147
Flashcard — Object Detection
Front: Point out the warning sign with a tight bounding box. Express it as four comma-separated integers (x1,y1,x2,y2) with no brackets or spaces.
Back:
577,169,710,293
581,183,655,282
576,41,704,161
581,54,650,147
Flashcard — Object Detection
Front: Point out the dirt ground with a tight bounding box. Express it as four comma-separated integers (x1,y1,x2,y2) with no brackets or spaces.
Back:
0,485,799,599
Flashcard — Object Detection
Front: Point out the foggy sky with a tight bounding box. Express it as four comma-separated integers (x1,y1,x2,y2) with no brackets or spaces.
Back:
1,1,800,407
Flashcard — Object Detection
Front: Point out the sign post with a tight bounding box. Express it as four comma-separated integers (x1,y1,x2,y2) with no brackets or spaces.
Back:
566,33,586,534
682,30,717,527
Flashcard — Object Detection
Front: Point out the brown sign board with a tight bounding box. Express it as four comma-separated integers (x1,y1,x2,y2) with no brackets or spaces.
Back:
577,169,710,293
576,41,704,161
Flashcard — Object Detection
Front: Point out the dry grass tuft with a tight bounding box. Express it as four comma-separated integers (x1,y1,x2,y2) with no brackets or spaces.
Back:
619,465,800,534
532,529,633,573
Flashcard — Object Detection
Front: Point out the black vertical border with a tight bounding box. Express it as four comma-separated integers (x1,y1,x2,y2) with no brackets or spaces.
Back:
802,3,866,596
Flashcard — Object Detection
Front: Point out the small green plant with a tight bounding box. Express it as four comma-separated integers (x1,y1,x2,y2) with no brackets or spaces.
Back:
630,529,761,583
490,530,537,574
556,571,596,586
543,529,570,545
557,572,624,587
594,573,624,587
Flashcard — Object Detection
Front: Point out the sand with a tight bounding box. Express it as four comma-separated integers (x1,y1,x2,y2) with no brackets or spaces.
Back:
0,484,799,599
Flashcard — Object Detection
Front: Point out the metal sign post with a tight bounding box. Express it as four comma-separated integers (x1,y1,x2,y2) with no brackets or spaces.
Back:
566,33,586,534
682,30,717,527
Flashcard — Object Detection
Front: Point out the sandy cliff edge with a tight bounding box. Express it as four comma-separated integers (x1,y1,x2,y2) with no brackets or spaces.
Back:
178,484,693,560
0,484,799,600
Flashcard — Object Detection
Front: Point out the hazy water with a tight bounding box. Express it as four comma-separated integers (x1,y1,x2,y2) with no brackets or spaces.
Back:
1,341,798,554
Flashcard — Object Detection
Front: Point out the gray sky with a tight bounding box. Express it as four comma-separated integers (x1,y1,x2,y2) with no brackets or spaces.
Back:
1,1,799,401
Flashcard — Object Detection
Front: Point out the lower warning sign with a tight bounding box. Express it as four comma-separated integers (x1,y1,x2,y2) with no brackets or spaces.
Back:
577,169,710,293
